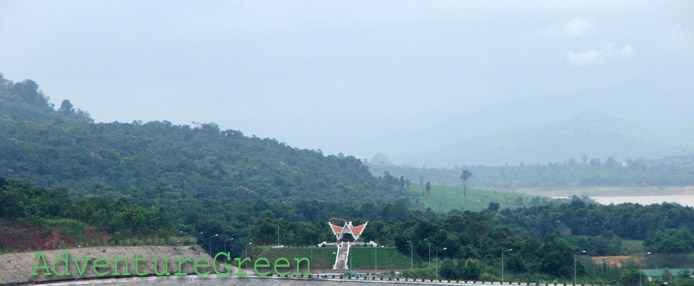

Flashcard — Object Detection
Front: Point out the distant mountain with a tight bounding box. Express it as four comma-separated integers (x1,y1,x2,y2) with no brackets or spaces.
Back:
370,153,393,166
401,112,691,167
376,71,694,167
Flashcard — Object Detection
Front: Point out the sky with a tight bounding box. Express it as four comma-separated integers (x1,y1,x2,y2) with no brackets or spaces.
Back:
1,0,692,161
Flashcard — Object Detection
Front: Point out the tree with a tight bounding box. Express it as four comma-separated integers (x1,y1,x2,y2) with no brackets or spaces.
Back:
460,170,472,205
440,259,459,279
487,202,500,212
644,228,694,253
539,234,573,277
58,99,74,113
461,259,482,280
11,79,49,108
620,268,640,286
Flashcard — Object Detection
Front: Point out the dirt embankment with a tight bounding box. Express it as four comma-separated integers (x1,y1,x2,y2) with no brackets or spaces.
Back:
0,222,110,250
591,255,642,267
0,245,212,285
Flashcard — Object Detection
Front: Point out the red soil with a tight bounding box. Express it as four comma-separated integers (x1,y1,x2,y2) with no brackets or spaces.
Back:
0,222,110,251
591,255,643,266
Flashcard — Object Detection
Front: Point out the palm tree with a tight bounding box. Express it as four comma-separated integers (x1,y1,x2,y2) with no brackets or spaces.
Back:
460,170,472,205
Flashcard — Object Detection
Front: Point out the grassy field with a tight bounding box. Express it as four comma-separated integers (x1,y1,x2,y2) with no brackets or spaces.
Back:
349,247,411,269
620,240,644,254
409,183,553,212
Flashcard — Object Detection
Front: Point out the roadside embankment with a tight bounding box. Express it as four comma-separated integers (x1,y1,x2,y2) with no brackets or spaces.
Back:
0,245,211,285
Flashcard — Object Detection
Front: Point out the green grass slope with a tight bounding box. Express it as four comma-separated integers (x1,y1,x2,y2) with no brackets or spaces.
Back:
349,247,410,269
409,183,551,212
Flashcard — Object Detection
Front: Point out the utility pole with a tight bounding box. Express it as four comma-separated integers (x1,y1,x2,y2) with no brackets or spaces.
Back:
427,240,431,268
502,249,512,284
374,246,378,273
574,250,586,286
435,247,447,280
208,234,218,256
277,217,283,246
407,240,413,270
640,252,652,286
245,242,252,271
224,237,234,262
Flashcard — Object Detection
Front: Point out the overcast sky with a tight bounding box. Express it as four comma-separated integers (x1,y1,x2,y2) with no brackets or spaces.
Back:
1,1,692,159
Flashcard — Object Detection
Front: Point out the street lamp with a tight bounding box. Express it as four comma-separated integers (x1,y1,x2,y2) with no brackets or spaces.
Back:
574,250,586,286
424,239,431,268
435,247,447,280
224,237,234,259
407,240,414,270
374,246,378,273
640,252,651,286
208,234,218,255
277,217,284,246
245,242,253,271
502,248,512,284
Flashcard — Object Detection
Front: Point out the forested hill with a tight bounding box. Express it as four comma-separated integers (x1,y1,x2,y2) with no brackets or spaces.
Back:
0,74,403,204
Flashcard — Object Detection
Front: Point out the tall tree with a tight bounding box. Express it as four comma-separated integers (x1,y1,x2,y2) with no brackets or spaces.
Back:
460,169,472,205
58,99,74,113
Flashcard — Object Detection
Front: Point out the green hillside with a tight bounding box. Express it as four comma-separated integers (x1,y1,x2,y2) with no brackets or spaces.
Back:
0,74,403,205
0,73,412,254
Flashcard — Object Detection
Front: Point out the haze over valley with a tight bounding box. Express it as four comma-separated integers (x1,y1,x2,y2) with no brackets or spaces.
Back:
2,1,694,285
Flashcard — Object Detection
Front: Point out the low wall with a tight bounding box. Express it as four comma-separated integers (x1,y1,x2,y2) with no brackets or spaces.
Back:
28,275,613,286
0,245,211,285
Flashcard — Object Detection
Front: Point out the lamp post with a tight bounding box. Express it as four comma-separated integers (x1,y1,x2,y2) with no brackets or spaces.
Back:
407,240,413,270
277,217,283,246
640,252,651,286
374,246,378,273
425,239,431,268
435,247,447,280
208,234,218,255
574,250,586,286
224,237,234,261
349,247,352,270
502,248,512,284
245,242,253,271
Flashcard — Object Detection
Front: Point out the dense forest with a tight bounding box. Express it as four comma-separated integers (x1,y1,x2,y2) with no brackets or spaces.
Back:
0,73,408,252
0,176,173,250
3,73,694,285
246,198,694,284
0,74,404,204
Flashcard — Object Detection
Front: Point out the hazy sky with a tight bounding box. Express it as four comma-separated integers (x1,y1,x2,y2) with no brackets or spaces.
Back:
1,1,692,159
